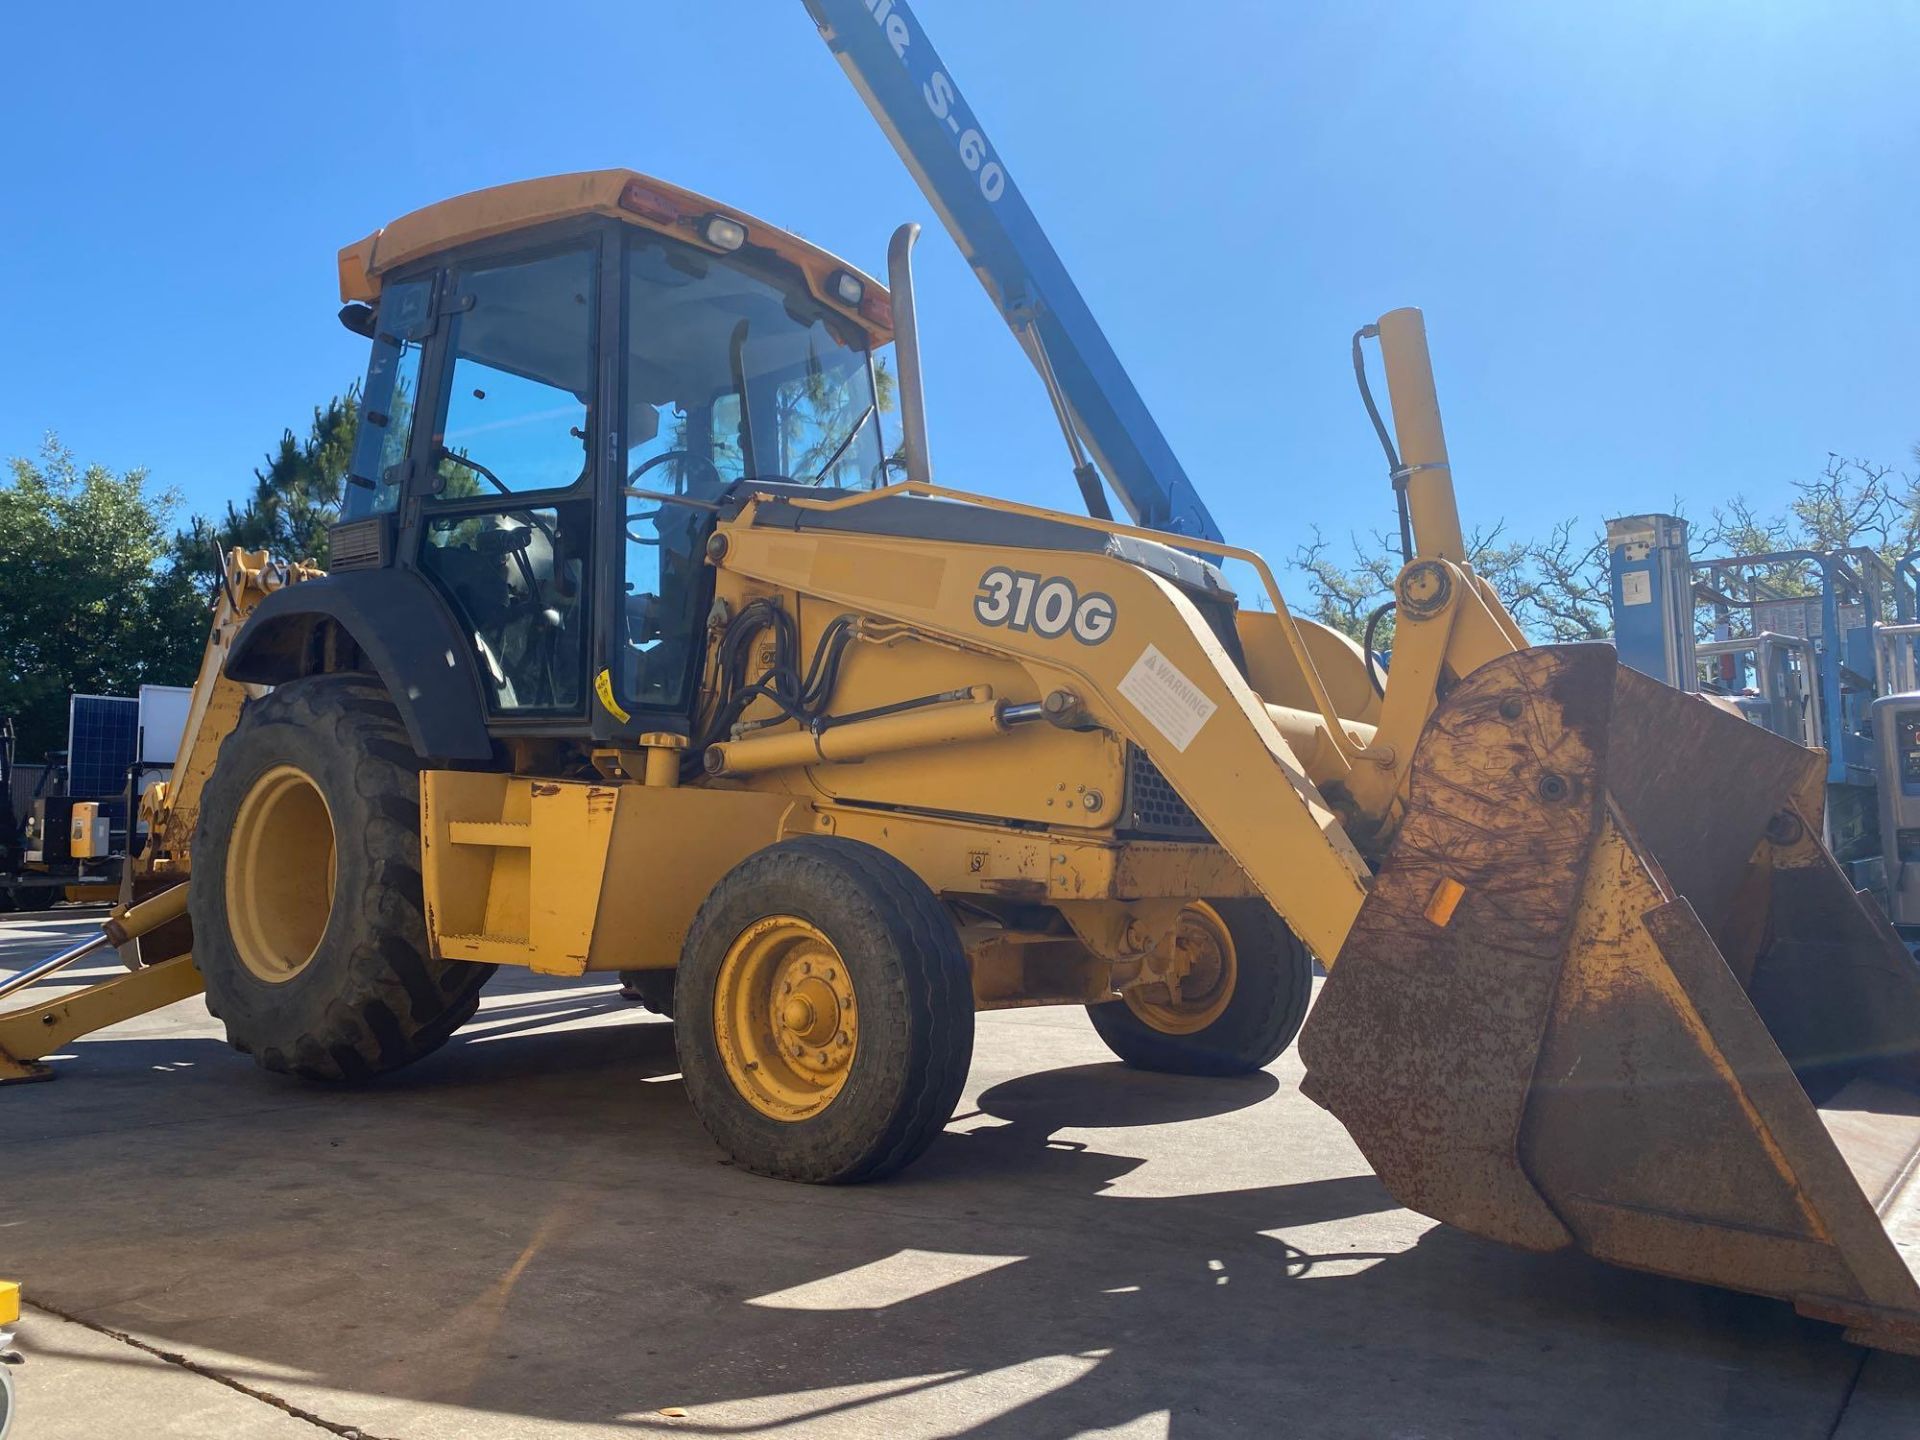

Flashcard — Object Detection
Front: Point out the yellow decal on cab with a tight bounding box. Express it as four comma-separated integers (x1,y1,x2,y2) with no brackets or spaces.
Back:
594,668,631,724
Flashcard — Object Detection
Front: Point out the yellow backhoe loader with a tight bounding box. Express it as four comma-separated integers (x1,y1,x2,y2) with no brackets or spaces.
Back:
6,168,1919,1358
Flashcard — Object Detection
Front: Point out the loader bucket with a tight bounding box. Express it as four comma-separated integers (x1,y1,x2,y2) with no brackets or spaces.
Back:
1298,643,1920,1354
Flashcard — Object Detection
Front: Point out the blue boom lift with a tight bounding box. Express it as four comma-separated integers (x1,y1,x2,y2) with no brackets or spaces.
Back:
803,0,1224,544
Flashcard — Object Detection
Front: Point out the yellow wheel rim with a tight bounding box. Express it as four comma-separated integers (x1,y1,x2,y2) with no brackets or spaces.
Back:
1125,901,1237,1036
713,915,858,1121
225,764,337,984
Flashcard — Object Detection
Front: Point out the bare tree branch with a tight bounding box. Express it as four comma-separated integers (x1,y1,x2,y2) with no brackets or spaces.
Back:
1285,454,1916,650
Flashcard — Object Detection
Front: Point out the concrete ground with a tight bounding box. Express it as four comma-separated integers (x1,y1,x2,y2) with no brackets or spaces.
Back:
1,909,1916,1439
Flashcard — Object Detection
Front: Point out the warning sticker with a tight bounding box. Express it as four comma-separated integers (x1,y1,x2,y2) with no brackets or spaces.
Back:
1117,644,1218,753
1620,570,1652,607
593,668,632,724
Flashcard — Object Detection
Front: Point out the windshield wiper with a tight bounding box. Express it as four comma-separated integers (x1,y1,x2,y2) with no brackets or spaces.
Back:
809,402,876,485
436,447,510,495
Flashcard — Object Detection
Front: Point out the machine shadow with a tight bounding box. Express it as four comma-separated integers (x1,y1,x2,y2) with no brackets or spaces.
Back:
1,1007,1876,1439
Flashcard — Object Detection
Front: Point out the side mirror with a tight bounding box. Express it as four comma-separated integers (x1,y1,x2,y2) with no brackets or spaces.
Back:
337,303,378,339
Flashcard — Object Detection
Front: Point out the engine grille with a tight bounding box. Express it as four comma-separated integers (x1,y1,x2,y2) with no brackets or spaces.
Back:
327,517,389,572
1123,744,1211,840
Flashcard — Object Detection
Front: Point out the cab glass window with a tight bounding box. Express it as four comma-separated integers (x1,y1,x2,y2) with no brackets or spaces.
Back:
419,506,588,713
617,235,884,714
342,278,431,519
432,248,596,501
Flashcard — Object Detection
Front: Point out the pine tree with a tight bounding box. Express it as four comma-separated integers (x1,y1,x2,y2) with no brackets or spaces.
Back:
174,390,359,584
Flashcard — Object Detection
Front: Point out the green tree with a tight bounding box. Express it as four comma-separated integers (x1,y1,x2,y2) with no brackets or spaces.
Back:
0,438,207,759
174,390,359,584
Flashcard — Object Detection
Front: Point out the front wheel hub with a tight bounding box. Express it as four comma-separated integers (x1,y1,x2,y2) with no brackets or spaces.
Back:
1125,901,1238,1035
714,916,859,1120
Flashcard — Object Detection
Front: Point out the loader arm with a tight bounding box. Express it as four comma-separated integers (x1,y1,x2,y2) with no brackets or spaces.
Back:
719,482,1380,961
715,451,1546,911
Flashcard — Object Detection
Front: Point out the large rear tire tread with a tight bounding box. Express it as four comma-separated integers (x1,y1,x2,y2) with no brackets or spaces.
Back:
1087,900,1312,1076
675,837,973,1184
190,674,493,1084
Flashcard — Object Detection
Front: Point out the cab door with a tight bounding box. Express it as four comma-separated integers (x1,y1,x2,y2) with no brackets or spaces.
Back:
408,237,603,722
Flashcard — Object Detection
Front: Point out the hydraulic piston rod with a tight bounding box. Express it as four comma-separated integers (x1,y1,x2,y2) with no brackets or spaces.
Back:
0,884,189,1003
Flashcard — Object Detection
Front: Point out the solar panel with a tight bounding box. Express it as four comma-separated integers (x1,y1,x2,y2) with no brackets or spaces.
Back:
67,694,139,799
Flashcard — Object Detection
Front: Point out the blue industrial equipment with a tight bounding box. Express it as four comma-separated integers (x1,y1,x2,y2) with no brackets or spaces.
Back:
1605,514,1920,896
1604,520,1920,780
1695,548,1918,788
1606,514,1696,690
804,0,1223,543
1872,693,1920,932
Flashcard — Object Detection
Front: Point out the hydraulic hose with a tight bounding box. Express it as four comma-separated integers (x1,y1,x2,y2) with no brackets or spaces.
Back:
1352,326,1413,564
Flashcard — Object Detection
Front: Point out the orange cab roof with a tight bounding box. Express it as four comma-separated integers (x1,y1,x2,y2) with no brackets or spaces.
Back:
337,169,891,343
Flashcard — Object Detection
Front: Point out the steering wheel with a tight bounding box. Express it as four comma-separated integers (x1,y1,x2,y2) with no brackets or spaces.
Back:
625,451,723,544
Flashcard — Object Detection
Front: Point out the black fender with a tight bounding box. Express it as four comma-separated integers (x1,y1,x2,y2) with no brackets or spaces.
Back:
225,570,494,762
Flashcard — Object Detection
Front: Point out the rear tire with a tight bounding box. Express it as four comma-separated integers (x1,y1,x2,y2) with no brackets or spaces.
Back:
1087,900,1311,1076
190,675,494,1082
675,837,973,1183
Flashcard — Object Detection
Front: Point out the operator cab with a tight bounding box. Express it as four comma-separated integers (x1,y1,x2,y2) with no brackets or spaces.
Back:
332,170,894,742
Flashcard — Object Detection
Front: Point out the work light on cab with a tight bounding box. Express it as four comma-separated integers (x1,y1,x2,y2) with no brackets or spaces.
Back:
702,214,747,251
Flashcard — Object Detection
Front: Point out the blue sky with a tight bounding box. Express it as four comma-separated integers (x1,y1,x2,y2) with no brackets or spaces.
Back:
3,1,1915,596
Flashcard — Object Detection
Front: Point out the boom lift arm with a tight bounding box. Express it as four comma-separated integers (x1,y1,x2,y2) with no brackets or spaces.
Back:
804,0,1223,543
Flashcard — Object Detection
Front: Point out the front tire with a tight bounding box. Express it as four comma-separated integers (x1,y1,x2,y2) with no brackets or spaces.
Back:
1087,900,1311,1076
675,837,973,1183
190,675,493,1082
